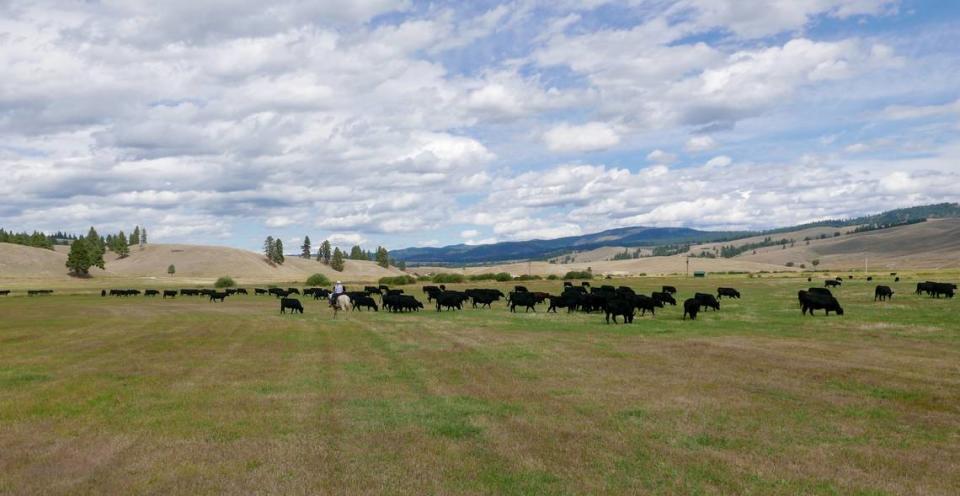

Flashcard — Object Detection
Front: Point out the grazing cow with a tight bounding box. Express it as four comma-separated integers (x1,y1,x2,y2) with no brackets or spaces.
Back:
254,288,267,295
633,294,663,316
209,292,228,302
312,289,332,300
287,288,300,295
717,287,741,299
163,290,177,298
467,289,504,309
144,289,159,297
616,286,636,297
825,280,842,288
280,298,304,314
0,290,10,296
351,294,379,312
364,286,380,295
436,291,469,312
384,294,423,312
874,285,894,301
682,298,700,320
514,285,529,293
269,288,288,298
651,291,676,306
807,277,812,282
236,288,248,295
547,292,580,313
225,289,238,296
100,289,106,297
563,282,573,288
867,276,874,282
386,289,404,296
581,282,591,288
694,293,720,311
800,292,844,316
809,287,833,296
895,277,900,282
604,298,635,324
662,285,677,294
509,291,538,312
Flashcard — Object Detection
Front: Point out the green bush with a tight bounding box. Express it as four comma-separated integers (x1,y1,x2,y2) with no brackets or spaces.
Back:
467,273,496,281
379,275,416,285
214,276,235,288
416,275,431,282
514,274,541,281
306,273,331,286
494,272,514,282
546,274,560,280
431,273,466,284
562,270,593,280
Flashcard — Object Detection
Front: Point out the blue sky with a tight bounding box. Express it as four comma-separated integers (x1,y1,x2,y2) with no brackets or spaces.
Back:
1,0,958,253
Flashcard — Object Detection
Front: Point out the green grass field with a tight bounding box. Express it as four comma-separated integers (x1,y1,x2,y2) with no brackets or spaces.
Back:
1,275,958,494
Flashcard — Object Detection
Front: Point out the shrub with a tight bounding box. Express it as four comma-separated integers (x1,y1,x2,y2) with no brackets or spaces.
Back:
563,270,593,280
432,273,465,284
494,272,513,282
214,276,235,288
306,273,331,286
379,275,416,285
416,275,431,282
546,274,559,280
514,274,541,281
785,262,795,267
467,273,497,281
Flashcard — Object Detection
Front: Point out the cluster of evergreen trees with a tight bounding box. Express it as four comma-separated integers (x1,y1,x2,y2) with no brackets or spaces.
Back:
717,237,792,258
0,229,82,249
268,235,404,272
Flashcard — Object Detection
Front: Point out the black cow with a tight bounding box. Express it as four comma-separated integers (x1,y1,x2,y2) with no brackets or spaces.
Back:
254,288,267,295
312,289,332,300
825,280,842,288
101,289,106,297
423,286,443,302
269,288,288,298
581,282,591,288
280,298,304,314
352,294,379,311
662,285,677,294
384,294,423,312
163,290,177,298
563,282,573,288
874,285,894,301
144,289,159,297
364,286,380,294
682,298,700,320
509,291,537,312
235,288,248,295
209,292,228,302
895,277,900,282
800,292,843,316
386,289,404,296
287,288,300,295
0,290,9,296
547,292,579,313
514,285,529,293
379,285,390,292
604,298,635,324
807,277,812,282
467,289,504,308
717,287,740,299
651,291,676,306
436,291,469,311
634,294,663,316
867,276,873,281
809,287,833,296
694,293,720,311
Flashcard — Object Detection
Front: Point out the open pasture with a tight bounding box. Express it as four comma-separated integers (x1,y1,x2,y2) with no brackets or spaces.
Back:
1,274,958,494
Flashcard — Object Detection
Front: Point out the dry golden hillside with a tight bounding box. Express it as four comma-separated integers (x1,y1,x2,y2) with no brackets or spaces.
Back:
1,243,406,284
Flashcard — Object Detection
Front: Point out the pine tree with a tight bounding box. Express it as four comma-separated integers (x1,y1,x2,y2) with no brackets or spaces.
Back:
301,235,312,259
167,264,176,276
375,246,389,268
273,239,285,264
264,236,275,261
86,227,105,258
66,237,105,276
113,231,130,258
140,227,147,246
349,245,365,260
331,247,345,271
318,240,332,264
130,226,140,245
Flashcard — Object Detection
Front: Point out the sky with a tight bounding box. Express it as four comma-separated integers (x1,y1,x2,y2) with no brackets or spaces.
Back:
1,0,959,253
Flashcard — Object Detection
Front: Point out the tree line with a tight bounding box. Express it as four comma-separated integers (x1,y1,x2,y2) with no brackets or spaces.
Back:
0,229,82,250
263,235,404,272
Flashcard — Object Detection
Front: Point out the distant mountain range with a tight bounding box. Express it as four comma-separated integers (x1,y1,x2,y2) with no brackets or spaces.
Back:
392,203,960,265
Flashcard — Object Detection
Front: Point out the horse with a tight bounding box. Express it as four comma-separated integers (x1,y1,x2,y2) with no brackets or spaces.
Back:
330,294,352,318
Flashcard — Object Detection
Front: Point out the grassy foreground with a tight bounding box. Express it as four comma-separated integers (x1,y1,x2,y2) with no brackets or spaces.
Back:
1,275,958,494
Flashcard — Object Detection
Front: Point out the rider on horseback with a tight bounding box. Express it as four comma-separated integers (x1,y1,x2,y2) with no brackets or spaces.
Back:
330,280,344,304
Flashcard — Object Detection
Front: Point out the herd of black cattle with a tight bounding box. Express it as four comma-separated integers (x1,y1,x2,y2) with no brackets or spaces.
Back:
3,276,955,324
